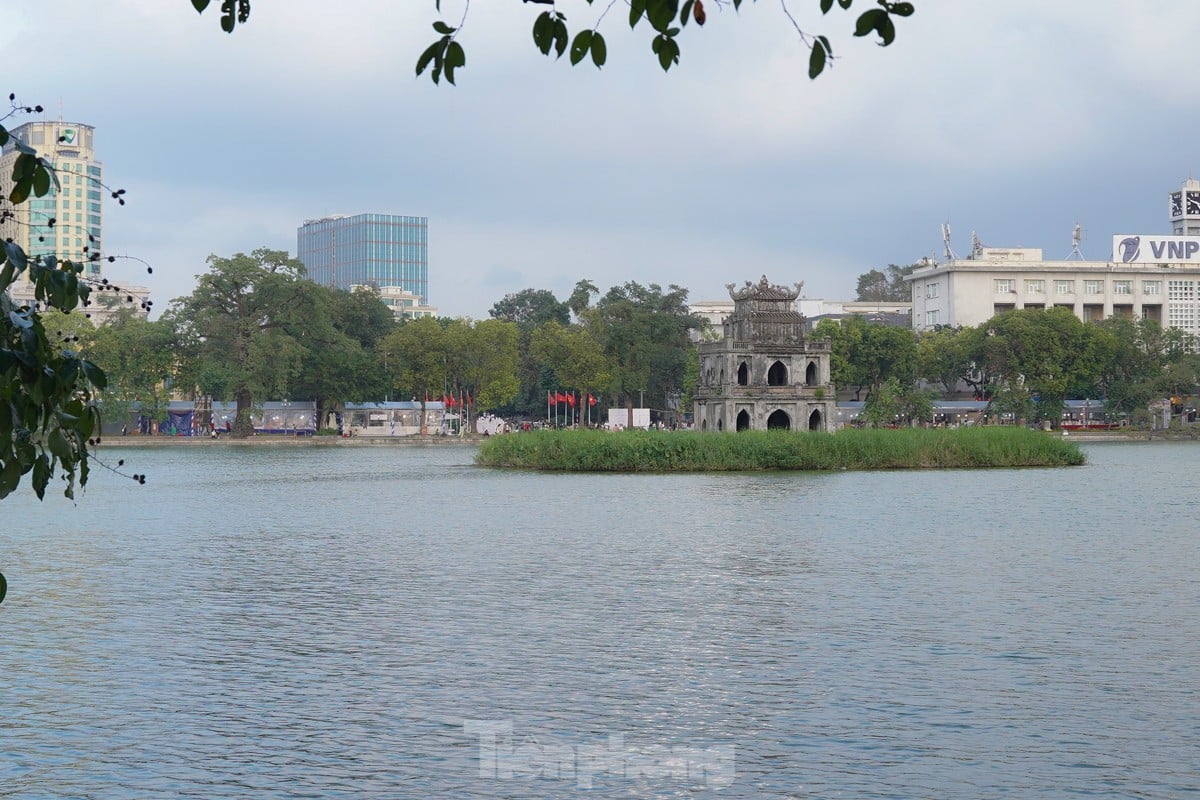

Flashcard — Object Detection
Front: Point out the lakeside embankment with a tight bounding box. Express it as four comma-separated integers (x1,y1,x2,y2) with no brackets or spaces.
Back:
99,429,1196,449
98,434,485,447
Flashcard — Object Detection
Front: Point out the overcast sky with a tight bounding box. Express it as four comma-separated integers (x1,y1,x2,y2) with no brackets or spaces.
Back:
6,1,1200,317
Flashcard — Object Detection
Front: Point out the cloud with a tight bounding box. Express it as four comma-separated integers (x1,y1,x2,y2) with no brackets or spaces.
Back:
10,1,1200,321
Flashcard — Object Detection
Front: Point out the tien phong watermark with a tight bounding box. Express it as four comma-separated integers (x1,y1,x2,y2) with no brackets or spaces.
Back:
464,719,736,790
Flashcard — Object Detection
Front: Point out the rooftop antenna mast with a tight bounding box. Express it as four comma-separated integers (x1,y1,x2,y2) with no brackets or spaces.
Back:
941,221,957,260
971,230,984,258
1066,223,1084,260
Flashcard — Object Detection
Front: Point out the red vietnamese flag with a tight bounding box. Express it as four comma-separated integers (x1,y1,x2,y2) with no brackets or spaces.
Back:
548,391,557,405
587,394,597,406
566,392,576,408
466,391,472,406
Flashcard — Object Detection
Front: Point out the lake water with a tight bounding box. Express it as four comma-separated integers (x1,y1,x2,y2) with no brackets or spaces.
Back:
1,441,1197,799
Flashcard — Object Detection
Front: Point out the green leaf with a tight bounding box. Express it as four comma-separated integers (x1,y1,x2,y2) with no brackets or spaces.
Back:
553,19,569,58
432,20,456,35
0,571,6,605
570,29,593,66
854,8,882,35
58,357,79,390
533,11,554,55
192,0,211,11
809,39,827,78
891,2,915,17
877,14,896,45
820,0,833,12
656,35,680,70
48,430,73,465
591,32,607,67
680,0,694,27
4,241,27,274
0,458,21,500
9,179,30,205
854,8,894,45
629,0,648,28
80,359,108,390
416,41,441,76
646,0,678,32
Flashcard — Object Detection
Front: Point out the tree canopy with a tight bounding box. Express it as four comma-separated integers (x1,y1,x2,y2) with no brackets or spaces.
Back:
854,263,917,303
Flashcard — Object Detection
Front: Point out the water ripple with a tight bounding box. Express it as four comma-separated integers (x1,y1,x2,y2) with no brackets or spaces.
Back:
0,442,1197,798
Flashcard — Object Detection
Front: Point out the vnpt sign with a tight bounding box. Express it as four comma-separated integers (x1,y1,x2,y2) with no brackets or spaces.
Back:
1112,235,1200,263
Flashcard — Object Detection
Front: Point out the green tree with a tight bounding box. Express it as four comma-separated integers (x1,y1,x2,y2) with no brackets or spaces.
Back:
288,284,395,428
380,316,450,433
170,248,310,437
860,376,933,427
967,308,1092,425
193,0,914,82
814,315,916,401
490,288,569,327
490,287,570,416
854,263,917,302
458,319,522,412
88,311,179,432
916,325,973,396
530,319,611,424
590,282,700,426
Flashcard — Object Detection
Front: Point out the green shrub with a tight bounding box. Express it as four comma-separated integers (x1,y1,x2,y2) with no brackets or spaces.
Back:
475,427,1085,471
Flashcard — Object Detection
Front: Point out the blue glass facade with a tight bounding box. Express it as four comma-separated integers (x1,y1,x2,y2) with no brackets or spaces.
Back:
296,213,429,303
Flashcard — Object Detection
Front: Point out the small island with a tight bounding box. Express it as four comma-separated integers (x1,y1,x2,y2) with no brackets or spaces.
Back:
474,427,1086,472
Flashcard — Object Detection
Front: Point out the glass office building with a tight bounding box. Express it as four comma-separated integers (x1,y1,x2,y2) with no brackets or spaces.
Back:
296,213,429,304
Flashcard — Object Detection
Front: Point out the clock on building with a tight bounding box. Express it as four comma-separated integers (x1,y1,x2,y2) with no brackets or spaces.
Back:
1171,192,1183,217
1187,191,1200,216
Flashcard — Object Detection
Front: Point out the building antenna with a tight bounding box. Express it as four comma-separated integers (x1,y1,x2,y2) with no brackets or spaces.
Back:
1066,223,1084,260
941,221,957,260
970,230,984,258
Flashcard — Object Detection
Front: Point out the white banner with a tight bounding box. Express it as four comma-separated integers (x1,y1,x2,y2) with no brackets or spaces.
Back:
1113,234,1200,263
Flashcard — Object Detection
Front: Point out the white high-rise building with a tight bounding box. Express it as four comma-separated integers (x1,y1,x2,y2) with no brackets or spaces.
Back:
1,119,148,323
1,120,103,275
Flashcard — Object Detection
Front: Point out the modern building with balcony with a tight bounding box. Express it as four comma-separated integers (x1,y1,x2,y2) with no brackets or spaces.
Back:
351,284,438,322
693,276,835,432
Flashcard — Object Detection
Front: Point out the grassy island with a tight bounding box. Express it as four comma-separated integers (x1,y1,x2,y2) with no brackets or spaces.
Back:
475,427,1085,472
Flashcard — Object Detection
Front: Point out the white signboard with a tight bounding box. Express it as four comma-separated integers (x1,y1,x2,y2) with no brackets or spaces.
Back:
1113,234,1200,263
606,408,650,430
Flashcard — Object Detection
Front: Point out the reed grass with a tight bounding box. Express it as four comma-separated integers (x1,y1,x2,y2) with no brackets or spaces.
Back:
474,427,1085,471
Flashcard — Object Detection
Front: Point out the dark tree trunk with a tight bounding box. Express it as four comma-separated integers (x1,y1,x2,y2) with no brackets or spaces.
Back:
233,388,254,438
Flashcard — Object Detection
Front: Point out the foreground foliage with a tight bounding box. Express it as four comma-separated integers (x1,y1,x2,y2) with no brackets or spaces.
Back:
192,0,914,82
2,102,108,500
475,427,1085,471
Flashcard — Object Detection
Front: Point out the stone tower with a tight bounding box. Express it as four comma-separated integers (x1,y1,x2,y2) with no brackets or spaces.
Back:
693,276,835,432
